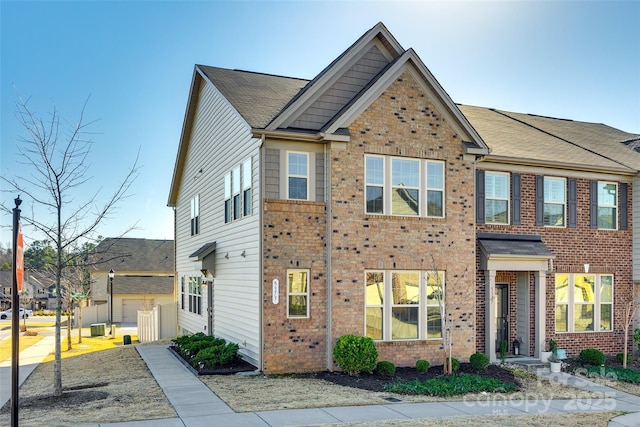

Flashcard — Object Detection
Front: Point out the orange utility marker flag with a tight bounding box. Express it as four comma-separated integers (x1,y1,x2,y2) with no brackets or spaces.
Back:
16,224,23,291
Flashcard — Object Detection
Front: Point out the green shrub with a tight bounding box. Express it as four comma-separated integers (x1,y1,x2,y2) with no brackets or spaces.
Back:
192,341,239,367
499,340,508,363
447,357,460,372
415,359,430,373
548,339,557,352
580,348,605,366
333,334,378,376
634,328,640,352
615,353,633,365
376,361,396,375
470,353,490,371
384,373,515,396
581,365,640,384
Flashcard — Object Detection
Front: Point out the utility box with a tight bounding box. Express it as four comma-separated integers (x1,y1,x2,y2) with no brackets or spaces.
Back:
90,323,106,337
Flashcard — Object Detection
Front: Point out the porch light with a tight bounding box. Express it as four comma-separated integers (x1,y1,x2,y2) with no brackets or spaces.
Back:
584,264,589,273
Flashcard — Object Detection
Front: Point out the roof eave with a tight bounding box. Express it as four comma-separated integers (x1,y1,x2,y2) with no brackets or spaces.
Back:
481,155,638,176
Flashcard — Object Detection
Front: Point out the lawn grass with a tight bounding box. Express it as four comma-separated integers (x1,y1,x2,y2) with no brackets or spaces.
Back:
41,330,139,362
383,373,516,396
0,335,46,362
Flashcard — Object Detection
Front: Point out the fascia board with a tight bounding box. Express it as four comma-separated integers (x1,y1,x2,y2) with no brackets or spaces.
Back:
479,156,637,179
167,67,203,207
267,24,404,131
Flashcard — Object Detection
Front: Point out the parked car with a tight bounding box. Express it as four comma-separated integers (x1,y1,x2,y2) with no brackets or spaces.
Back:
0,307,33,319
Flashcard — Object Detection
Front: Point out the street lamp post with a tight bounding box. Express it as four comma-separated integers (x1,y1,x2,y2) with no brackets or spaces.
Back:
108,269,115,336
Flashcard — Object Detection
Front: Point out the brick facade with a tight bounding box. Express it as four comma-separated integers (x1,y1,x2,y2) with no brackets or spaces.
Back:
476,174,634,358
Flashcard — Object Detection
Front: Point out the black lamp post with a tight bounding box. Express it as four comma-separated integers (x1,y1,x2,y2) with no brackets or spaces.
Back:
108,269,114,335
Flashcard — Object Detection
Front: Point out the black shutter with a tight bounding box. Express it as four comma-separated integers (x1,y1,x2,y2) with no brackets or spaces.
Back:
590,181,598,229
619,182,628,230
568,179,577,228
476,170,485,224
511,173,521,225
535,175,544,226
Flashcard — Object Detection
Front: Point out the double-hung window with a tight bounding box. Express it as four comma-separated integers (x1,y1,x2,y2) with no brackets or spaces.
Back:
224,173,232,223
287,152,308,200
555,273,613,332
224,157,253,223
190,195,200,235
597,182,617,229
365,270,444,341
544,177,565,227
187,276,202,315
287,269,309,318
485,172,509,224
365,155,444,218
232,166,241,220
242,159,252,216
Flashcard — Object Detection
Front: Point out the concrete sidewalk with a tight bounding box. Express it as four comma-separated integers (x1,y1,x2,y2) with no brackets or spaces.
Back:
77,345,640,427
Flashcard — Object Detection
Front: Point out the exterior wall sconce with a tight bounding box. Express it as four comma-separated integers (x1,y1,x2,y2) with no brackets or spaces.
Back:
241,250,246,258
225,253,229,259
584,264,590,273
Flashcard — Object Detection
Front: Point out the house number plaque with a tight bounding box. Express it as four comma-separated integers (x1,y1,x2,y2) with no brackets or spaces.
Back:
272,279,279,304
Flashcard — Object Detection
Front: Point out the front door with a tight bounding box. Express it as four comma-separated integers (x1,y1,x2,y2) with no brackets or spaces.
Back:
495,284,509,352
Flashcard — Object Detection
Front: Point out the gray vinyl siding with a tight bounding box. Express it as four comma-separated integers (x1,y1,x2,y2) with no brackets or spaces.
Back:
633,176,640,281
265,148,280,199
175,79,261,366
291,45,390,130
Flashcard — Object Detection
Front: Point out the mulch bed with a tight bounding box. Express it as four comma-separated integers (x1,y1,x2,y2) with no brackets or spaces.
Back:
300,363,522,392
168,345,256,375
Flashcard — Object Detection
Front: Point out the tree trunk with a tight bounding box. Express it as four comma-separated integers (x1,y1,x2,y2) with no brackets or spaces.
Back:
78,300,82,344
54,217,62,396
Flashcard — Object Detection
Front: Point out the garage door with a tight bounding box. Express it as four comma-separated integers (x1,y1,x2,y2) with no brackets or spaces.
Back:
122,299,153,324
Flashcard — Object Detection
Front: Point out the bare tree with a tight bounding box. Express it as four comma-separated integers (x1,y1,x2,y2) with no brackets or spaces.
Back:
1,93,138,396
623,299,639,369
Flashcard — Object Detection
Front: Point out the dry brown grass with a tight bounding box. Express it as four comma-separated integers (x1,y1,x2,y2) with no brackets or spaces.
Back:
0,345,175,427
0,343,636,427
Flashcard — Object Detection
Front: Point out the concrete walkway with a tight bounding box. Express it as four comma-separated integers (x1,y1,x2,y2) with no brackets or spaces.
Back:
3,336,639,426
78,345,640,427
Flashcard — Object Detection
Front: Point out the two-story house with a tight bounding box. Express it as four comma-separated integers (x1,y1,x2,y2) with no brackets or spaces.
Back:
460,105,640,361
168,22,640,373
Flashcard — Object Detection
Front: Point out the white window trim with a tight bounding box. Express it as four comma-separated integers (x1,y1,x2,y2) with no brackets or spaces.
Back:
364,155,445,218
598,181,618,230
485,171,510,225
286,151,310,201
224,157,253,223
187,276,202,315
555,273,613,333
242,158,252,216
544,176,566,228
190,195,200,235
287,269,310,319
364,270,445,342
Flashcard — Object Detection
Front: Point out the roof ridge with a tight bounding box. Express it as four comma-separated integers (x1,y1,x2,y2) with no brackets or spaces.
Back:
197,65,308,82
492,109,636,171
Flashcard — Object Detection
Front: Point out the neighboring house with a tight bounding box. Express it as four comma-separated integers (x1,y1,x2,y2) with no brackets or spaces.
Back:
168,22,640,373
90,238,174,324
0,270,55,310
460,105,640,361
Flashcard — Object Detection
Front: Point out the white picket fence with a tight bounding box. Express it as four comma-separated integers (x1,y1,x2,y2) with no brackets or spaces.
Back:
137,302,177,343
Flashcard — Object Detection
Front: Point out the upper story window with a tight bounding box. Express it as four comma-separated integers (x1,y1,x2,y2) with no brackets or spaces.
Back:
485,172,509,224
544,177,566,227
224,157,253,224
365,155,445,218
287,152,309,200
190,195,200,235
597,182,617,229
242,158,252,216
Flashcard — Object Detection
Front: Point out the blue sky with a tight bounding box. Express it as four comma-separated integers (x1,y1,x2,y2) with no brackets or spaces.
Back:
1,1,639,248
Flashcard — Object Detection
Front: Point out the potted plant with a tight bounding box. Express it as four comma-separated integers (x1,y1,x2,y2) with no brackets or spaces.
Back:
540,338,556,363
549,351,562,373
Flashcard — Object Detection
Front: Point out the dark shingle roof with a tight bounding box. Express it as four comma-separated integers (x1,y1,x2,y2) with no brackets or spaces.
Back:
198,66,309,128
112,276,173,295
478,233,553,258
91,238,174,272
